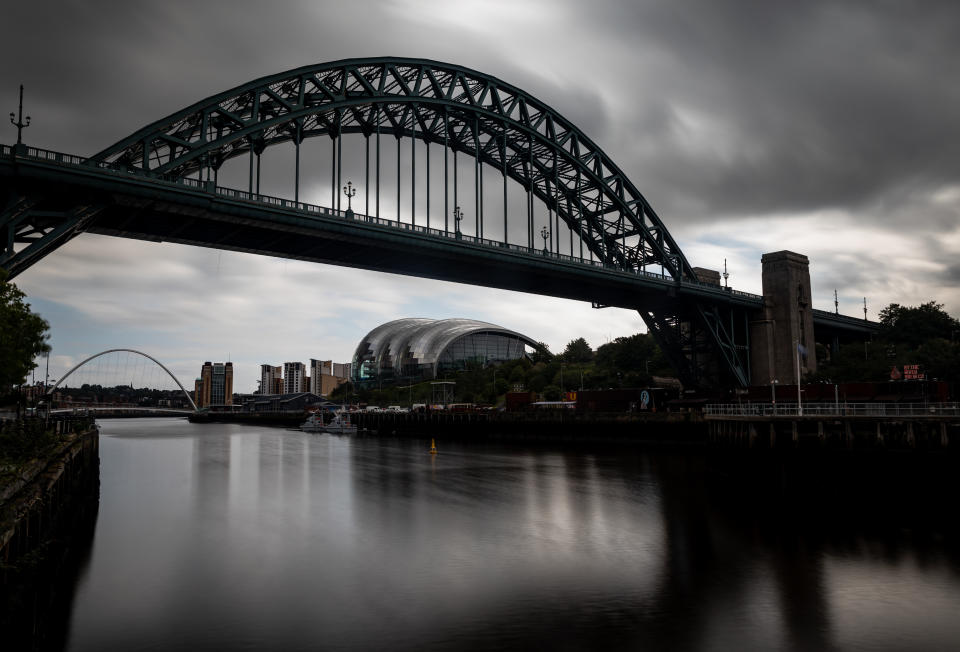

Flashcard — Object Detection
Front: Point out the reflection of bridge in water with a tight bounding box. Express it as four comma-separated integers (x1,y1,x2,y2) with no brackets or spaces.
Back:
2,58,877,388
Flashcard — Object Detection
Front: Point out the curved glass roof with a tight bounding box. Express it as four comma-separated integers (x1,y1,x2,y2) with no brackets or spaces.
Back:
352,318,536,381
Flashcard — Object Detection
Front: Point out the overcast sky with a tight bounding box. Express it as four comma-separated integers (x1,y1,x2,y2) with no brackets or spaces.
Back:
3,0,959,393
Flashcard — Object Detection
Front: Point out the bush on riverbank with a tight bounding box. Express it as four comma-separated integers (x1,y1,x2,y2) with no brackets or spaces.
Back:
0,418,65,467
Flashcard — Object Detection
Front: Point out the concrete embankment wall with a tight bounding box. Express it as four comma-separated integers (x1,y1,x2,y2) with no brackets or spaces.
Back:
0,423,100,567
1,420,100,649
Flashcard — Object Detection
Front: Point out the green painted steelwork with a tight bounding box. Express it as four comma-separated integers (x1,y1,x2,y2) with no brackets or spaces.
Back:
0,58,880,389
89,57,694,282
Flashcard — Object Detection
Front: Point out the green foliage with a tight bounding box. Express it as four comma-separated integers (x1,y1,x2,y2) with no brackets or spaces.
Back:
530,341,553,364
542,385,561,401
560,337,593,363
0,418,63,465
0,272,51,393
815,301,960,383
879,302,960,347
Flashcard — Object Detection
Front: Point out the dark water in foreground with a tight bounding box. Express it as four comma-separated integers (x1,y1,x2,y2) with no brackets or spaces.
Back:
57,419,960,651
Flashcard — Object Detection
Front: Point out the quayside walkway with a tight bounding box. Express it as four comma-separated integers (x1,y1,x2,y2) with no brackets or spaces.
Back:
703,402,960,450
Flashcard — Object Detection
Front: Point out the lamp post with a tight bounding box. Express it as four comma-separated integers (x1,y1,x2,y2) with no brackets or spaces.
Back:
453,205,464,239
540,226,550,254
795,339,803,416
342,180,356,216
770,379,778,414
9,84,30,145
560,363,565,399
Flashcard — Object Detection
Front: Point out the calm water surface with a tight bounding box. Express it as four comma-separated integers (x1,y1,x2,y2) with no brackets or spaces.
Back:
61,418,960,651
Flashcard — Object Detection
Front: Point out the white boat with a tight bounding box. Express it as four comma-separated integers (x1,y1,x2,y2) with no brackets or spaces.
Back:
324,411,358,435
300,413,325,432
300,411,357,435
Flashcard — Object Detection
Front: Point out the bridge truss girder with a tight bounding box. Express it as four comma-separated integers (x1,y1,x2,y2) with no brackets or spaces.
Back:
90,57,697,282
641,301,752,389
1,58,773,389
1,174,103,278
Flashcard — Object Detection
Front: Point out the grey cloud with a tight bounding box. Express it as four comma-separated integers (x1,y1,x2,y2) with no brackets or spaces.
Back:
4,0,960,380
571,0,960,224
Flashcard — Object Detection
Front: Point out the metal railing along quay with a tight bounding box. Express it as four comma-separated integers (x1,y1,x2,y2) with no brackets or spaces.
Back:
704,402,960,418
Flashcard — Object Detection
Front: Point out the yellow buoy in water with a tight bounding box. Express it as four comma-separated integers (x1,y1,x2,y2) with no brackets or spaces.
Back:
429,438,438,455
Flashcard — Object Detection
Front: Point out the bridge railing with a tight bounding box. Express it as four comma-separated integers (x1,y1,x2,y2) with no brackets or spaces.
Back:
704,402,960,417
4,143,768,300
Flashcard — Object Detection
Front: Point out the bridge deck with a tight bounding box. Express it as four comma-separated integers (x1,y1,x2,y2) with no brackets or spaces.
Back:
2,143,766,312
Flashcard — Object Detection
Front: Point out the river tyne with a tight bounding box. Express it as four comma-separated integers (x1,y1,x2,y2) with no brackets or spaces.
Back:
51,418,960,650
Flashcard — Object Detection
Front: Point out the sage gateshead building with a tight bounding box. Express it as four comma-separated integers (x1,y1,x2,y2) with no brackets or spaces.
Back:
351,318,537,386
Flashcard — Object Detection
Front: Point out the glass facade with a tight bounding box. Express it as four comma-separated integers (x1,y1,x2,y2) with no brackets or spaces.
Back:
211,363,226,405
352,318,535,386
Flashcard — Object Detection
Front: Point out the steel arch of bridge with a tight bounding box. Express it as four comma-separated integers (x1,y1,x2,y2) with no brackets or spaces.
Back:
91,57,695,282
47,348,198,412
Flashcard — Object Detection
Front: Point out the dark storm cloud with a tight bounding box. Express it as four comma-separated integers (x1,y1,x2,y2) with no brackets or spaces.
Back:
577,0,960,223
1,0,387,153
4,0,959,326
8,0,955,227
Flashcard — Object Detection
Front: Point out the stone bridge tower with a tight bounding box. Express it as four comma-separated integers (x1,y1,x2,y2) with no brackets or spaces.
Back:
750,251,817,386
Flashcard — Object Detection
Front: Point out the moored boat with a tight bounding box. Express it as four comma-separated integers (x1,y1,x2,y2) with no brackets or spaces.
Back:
300,411,358,435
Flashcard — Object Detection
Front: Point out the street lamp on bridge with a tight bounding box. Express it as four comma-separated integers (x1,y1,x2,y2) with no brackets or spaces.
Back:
540,225,550,254
342,180,356,216
9,84,30,146
453,205,464,239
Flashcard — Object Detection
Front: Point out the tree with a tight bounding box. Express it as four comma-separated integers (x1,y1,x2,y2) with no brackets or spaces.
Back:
531,341,553,364
0,272,51,394
879,302,960,348
561,337,593,363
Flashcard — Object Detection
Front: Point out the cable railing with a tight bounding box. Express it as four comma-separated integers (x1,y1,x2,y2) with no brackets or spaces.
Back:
704,402,960,418
3,142,766,299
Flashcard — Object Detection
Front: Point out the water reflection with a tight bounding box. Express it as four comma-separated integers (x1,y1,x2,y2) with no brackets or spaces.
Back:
56,420,960,651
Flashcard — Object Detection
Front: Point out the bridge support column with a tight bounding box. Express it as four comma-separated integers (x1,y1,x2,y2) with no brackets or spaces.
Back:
750,251,817,386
